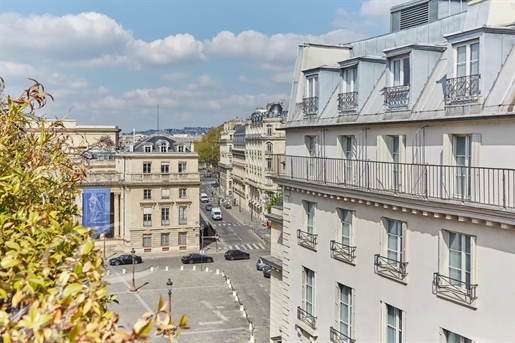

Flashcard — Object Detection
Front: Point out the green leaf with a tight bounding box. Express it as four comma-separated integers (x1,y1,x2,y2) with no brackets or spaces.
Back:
80,240,94,255
0,257,21,269
63,283,83,297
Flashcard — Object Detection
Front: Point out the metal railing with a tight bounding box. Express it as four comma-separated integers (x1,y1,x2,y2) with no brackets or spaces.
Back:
374,254,408,279
270,155,514,210
302,97,319,116
384,85,410,109
338,92,358,114
330,327,355,343
83,172,120,183
433,273,478,301
128,173,200,182
297,229,318,250
297,307,317,330
446,74,480,105
330,240,356,263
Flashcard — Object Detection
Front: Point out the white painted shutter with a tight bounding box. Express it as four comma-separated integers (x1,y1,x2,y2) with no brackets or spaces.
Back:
377,135,387,162
401,310,407,342
379,219,385,256
143,207,152,214
470,133,482,201
442,134,454,198
301,268,306,310
335,283,339,329
401,222,407,265
438,230,449,277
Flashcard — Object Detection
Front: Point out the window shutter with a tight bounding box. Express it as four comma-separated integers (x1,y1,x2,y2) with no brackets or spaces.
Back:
442,134,454,198
162,189,170,198
143,207,152,214
377,135,387,162
380,302,387,341
401,310,407,342
401,222,407,264
379,219,385,256
335,283,340,329
442,134,453,165
438,230,449,276
470,133,482,201
399,135,407,163
471,235,477,285
302,268,306,310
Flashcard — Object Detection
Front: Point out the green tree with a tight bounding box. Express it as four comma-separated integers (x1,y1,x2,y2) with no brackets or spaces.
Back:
0,78,187,342
265,193,283,213
195,125,223,168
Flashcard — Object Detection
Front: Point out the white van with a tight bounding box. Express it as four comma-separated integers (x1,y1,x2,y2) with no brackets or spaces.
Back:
200,193,209,203
211,208,222,220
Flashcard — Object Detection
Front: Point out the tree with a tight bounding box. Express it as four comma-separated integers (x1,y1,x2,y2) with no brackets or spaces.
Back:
195,125,223,168
0,78,188,342
265,193,283,213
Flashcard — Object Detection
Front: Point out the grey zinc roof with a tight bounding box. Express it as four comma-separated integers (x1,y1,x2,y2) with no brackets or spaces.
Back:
132,132,191,153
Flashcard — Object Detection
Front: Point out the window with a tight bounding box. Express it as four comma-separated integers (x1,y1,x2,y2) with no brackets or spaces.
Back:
144,145,152,153
455,41,479,78
306,136,316,157
178,232,187,245
302,267,315,316
161,207,170,225
178,145,185,152
305,75,319,98
179,188,187,199
448,232,471,287
375,219,407,280
266,158,272,171
338,135,354,183
336,284,353,342
454,135,471,197
161,188,170,199
443,329,473,343
143,189,152,200
377,135,405,190
305,202,315,234
159,142,168,152
179,206,187,225
161,233,169,246
143,162,151,174
391,135,401,189
143,234,152,247
266,142,273,153
385,304,403,343
340,209,352,247
390,56,410,86
143,208,152,226
387,219,403,266
161,162,170,174
178,162,187,173
342,67,358,93
266,125,272,136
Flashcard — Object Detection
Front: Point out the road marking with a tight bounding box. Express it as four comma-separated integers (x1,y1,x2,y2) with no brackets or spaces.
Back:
181,326,255,335
252,243,259,249
198,321,224,326
245,244,253,250
201,300,214,310
212,310,228,321
234,245,240,250
110,268,154,314
258,244,265,249
216,306,225,309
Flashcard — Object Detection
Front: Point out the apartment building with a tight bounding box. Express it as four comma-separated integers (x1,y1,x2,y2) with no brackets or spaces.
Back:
219,119,244,197
270,0,515,342
82,131,200,252
245,103,287,221
232,124,247,211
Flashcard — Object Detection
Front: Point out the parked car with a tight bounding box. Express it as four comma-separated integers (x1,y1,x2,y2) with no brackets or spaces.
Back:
224,249,250,261
256,258,267,270
263,265,271,278
109,254,143,266
211,208,222,220
200,193,209,203
223,201,232,209
181,253,213,264
205,203,213,211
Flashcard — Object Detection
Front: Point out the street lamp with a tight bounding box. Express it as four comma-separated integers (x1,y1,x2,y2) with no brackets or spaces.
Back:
129,248,137,292
101,228,107,260
166,278,173,314
199,225,204,271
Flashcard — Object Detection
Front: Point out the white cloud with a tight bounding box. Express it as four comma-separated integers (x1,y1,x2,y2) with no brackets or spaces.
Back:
205,29,367,62
96,86,110,95
71,79,89,89
90,95,127,110
271,72,292,84
360,0,405,17
71,102,86,111
0,61,36,77
161,72,191,81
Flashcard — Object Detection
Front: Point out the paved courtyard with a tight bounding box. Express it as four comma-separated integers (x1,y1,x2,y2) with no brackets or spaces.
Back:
107,252,270,343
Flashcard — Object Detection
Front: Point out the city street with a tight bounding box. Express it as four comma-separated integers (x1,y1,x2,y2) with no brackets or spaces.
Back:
107,253,271,343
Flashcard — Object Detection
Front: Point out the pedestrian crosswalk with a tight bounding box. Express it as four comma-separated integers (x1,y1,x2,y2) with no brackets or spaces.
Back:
213,223,241,227
224,243,267,251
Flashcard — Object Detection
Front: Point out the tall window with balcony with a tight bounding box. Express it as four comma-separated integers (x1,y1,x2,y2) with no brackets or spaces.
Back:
298,201,317,250
303,74,319,115
331,284,353,343
143,162,151,174
143,208,152,227
375,219,407,281
442,329,473,343
178,162,187,174
377,135,405,191
434,230,477,304
338,135,354,184
339,67,358,114
305,135,317,180
384,304,404,343
179,206,187,225
385,56,410,109
446,41,480,105
161,207,170,225
330,209,356,264
299,267,316,330
161,162,169,174
454,135,471,198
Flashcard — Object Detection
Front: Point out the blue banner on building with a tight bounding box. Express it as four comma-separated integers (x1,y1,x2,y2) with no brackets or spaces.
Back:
82,187,111,235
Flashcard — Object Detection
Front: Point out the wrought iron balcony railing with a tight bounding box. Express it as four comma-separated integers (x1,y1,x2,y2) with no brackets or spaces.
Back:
330,327,355,343
374,254,408,279
297,306,317,330
268,155,515,210
302,97,319,115
433,273,478,302
330,240,356,263
384,85,410,109
297,229,318,250
445,74,480,105
337,92,358,114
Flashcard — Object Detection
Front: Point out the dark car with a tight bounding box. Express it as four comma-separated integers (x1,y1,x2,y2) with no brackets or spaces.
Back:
181,253,213,264
109,254,143,266
224,249,250,261
205,203,213,211
223,202,232,209
263,265,271,278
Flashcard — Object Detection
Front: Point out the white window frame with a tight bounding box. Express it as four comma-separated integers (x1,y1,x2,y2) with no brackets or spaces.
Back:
305,74,319,98
342,67,358,93
161,188,170,199
142,234,152,247
144,145,153,153
305,201,315,235
159,142,168,152
383,303,404,343
178,232,187,245
161,162,170,174
143,189,152,200
339,209,353,247
178,162,187,173
143,162,152,174
178,145,185,152
179,206,187,225
389,56,410,87
454,40,480,78
302,267,315,316
385,219,404,266
161,207,170,225
143,207,152,227
453,135,471,197
336,283,354,341
179,188,187,199
439,230,475,290
160,233,170,246
442,328,474,343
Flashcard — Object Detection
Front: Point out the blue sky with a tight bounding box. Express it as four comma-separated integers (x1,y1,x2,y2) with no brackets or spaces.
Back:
0,0,401,132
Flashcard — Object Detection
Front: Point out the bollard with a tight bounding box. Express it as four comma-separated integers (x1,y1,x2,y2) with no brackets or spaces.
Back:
249,335,254,343
249,323,253,332
165,266,169,271
122,268,126,274
226,278,230,285
216,269,219,275
180,265,184,271
205,267,209,272
242,310,246,318
234,295,238,302
193,265,196,271
222,271,225,277
232,291,236,297
150,266,154,272
240,305,244,312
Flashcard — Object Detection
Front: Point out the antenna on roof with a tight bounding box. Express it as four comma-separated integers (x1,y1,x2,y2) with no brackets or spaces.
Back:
157,104,160,132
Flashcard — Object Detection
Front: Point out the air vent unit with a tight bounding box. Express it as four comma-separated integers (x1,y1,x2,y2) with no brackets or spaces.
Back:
400,1,429,30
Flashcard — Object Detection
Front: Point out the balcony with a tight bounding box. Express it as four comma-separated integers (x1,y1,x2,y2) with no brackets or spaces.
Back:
374,254,408,280
384,85,410,109
302,97,319,116
433,273,478,304
330,327,355,343
297,229,317,251
297,307,316,330
330,240,356,264
127,173,200,182
337,92,358,114
83,172,120,184
270,155,515,211
445,74,480,105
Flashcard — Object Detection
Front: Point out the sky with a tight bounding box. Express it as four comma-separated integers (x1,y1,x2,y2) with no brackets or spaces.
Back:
0,0,404,132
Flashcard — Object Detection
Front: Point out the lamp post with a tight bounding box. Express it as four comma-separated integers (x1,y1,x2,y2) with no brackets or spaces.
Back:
166,278,173,314
102,228,107,260
199,225,204,271
129,248,137,292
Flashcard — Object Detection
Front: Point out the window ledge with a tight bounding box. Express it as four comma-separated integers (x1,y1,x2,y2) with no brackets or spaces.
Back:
295,318,319,338
435,292,478,309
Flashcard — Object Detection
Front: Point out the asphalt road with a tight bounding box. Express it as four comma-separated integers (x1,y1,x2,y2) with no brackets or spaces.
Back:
107,253,271,343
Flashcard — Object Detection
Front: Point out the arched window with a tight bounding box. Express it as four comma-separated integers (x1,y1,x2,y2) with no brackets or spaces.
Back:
157,141,168,152
266,142,273,153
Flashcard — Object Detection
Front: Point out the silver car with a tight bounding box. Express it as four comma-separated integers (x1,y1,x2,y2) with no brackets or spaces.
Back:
256,258,268,270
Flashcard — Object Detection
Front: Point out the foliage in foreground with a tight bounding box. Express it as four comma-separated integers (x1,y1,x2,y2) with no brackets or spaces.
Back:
0,78,187,342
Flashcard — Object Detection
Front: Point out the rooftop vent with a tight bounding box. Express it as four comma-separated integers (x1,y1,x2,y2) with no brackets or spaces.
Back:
391,0,467,32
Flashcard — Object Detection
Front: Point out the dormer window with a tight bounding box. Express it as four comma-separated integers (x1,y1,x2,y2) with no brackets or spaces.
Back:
144,145,153,153
446,41,480,105
385,55,410,109
178,145,185,153
159,142,168,152
303,74,319,115
339,67,358,114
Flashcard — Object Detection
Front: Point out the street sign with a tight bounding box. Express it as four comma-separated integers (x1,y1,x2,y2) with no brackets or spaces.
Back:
215,233,220,239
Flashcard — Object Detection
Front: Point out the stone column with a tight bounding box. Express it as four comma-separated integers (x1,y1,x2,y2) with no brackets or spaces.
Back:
114,193,121,238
